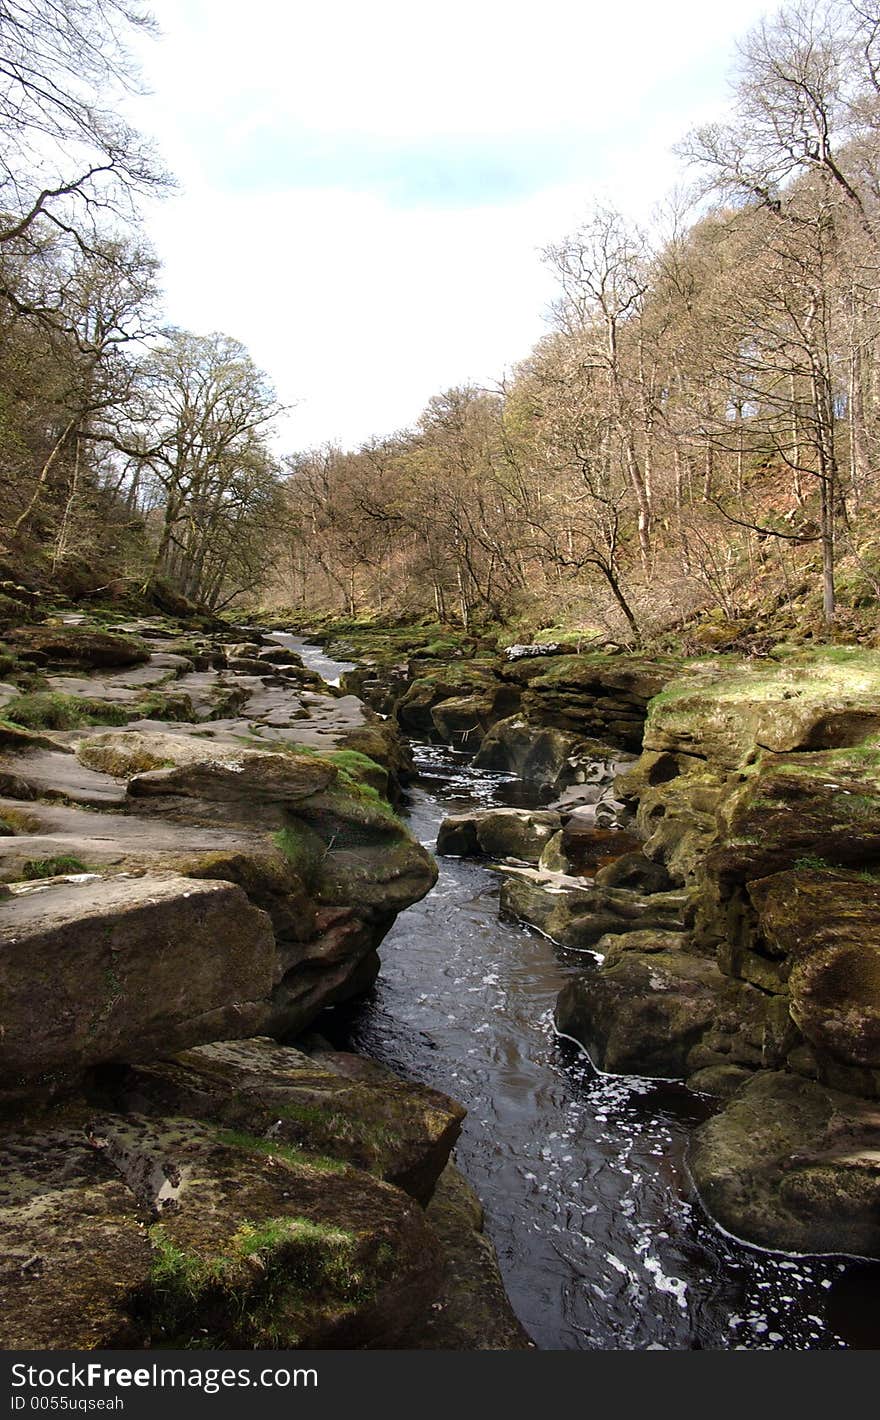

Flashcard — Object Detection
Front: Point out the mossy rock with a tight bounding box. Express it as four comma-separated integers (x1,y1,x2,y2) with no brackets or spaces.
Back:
708,749,880,888
645,648,880,769
690,1072,880,1256
120,1037,465,1206
2,692,132,731
555,951,725,1076
437,808,562,864
398,1164,533,1349
748,867,880,1077
7,625,150,669
0,1109,441,1348
500,874,688,949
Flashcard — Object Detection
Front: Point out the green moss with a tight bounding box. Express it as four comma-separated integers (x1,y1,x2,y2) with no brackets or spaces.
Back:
271,823,326,883
2,692,131,730
794,854,833,871
834,791,880,819
131,690,195,722
147,1212,364,1346
273,1102,399,1171
0,643,20,677
20,855,90,879
215,1127,348,1175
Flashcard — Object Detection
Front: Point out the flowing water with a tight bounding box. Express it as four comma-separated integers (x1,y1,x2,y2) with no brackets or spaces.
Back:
285,636,880,1351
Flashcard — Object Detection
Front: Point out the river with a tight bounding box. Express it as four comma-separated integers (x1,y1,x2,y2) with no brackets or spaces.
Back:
283,635,880,1351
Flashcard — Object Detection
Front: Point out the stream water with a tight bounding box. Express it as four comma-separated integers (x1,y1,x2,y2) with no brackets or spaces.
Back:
284,636,880,1351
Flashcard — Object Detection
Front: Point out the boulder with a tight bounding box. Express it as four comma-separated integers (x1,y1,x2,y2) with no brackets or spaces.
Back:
431,692,499,745
500,873,689,949
690,1071,880,1256
0,1120,152,1348
396,665,505,733
399,1164,533,1350
7,625,150,669
437,808,562,864
596,928,690,963
0,874,277,1083
474,716,616,787
257,646,304,666
595,852,673,893
560,824,641,876
127,750,336,806
555,951,726,1076
538,830,568,874
76,729,250,780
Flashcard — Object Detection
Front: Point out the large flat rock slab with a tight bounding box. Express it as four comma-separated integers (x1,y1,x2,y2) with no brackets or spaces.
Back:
643,648,880,769
0,747,127,807
0,874,277,1083
7,626,150,669
0,795,270,881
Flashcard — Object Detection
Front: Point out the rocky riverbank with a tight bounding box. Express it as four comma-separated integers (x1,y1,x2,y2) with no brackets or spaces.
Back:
338,626,880,1262
0,611,529,1349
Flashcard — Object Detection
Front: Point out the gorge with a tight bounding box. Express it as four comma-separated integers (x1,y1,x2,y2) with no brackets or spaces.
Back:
1,606,879,1348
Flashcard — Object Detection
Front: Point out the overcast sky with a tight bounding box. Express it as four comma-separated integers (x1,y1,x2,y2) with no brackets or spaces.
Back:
128,0,772,453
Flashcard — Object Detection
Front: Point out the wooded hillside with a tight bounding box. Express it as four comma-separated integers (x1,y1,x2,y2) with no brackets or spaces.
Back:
4,0,880,646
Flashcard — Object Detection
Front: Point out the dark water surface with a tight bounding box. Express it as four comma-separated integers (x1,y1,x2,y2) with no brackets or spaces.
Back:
288,638,879,1351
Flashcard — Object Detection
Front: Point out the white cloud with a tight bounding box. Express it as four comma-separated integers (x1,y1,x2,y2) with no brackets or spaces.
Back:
128,0,772,450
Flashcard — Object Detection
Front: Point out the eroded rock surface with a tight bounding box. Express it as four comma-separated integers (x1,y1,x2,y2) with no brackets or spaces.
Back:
0,612,528,1348
552,646,880,1255
690,1072,880,1256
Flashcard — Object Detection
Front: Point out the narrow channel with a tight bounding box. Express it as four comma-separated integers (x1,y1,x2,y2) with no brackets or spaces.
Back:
289,637,877,1351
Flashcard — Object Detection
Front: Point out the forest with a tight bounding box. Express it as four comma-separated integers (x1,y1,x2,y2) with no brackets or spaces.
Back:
3,0,880,644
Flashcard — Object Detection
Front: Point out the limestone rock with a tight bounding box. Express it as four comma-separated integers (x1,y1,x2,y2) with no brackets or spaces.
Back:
690,1072,880,1256
0,1109,441,1349
120,1037,464,1205
0,874,277,1083
0,1122,152,1348
643,649,880,770
500,873,688,949
431,692,499,745
437,808,562,864
474,715,618,786
399,1164,533,1349
396,665,507,734
595,851,673,893
560,824,641,876
127,750,336,805
555,952,726,1076
76,728,249,780
709,752,880,888
749,868,880,1074
8,625,150,669
596,928,690,963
